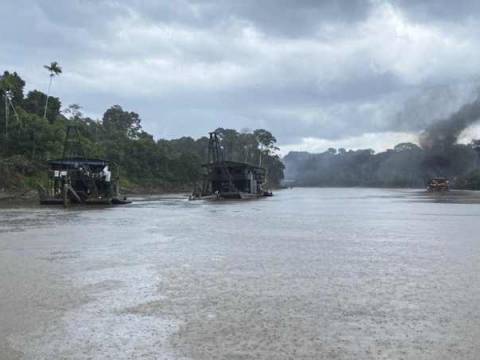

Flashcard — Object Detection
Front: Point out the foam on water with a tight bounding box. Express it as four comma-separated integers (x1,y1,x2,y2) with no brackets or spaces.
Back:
1,188,480,359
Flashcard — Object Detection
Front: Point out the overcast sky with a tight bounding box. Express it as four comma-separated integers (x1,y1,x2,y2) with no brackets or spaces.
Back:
2,0,480,153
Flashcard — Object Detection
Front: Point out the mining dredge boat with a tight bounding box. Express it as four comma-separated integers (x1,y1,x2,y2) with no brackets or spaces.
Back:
426,177,450,192
38,158,130,206
191,132,273,200
38,127,130,206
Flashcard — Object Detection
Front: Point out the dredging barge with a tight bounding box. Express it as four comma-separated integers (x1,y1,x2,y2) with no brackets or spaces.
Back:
427,177,450,192
191,132,273,200
38,157,130,206
38,126,130,206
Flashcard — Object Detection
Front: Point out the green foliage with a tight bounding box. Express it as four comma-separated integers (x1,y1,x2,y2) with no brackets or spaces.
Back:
23,90,61,122
44,62,62,76
284,142,480,188
456,169,480,190
0,155,43,190
0,71,25,103
103,105,142,139
0,70,285,191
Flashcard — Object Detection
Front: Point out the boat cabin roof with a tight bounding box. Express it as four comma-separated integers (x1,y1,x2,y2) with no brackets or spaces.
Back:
202,160,265,172
48,157,109,171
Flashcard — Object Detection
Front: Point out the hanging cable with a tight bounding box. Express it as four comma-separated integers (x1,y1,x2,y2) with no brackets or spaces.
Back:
4,91,9,137
6,91,20,126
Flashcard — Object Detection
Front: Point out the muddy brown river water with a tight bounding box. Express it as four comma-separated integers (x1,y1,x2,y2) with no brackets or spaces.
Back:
1,188,480,359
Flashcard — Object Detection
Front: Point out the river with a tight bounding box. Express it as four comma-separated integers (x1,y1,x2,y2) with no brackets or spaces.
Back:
1,188,480,359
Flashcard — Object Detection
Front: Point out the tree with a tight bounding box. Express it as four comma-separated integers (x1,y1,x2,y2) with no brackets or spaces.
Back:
0,72,25,141
254,129,277,150
254,129,279,166
212,128,238,160
102,105,142,139
43,62,62,120
0,71,25,103
23,90,61,122
63,104,84,123
1,68,287,191
394,142,421,152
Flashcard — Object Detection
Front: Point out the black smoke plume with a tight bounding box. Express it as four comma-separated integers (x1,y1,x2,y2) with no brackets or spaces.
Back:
419,98,480,150
283,99,480,189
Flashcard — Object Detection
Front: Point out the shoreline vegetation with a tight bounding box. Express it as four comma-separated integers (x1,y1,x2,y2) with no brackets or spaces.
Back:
4,66,480,202
283,146,480,190
282,99,480,190
0,69,285,202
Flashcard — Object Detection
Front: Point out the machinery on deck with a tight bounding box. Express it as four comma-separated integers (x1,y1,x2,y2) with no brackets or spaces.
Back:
38,126,130,206
191,132,272,200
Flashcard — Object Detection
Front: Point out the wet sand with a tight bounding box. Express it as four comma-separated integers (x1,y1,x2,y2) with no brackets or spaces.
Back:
1,189,480,359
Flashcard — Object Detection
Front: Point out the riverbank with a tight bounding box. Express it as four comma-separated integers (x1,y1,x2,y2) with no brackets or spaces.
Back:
0,189,37,202
0,184,192,205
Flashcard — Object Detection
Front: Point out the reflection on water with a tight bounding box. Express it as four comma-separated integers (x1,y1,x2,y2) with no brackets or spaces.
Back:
412,189,480,204
1,188,480,359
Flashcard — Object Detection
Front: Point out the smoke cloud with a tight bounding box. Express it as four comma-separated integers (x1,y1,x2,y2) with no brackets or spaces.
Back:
283,98,480,188
419,98,480,149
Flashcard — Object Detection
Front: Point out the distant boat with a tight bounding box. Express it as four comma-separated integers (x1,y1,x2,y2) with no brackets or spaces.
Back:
426,177,449,192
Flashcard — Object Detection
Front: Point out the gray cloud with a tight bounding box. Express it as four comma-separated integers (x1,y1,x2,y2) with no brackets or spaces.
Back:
2,0,480,151
395,0,480,23
123,0,372,37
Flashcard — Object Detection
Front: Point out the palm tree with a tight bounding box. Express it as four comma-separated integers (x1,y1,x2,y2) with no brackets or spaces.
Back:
43,61,62,119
